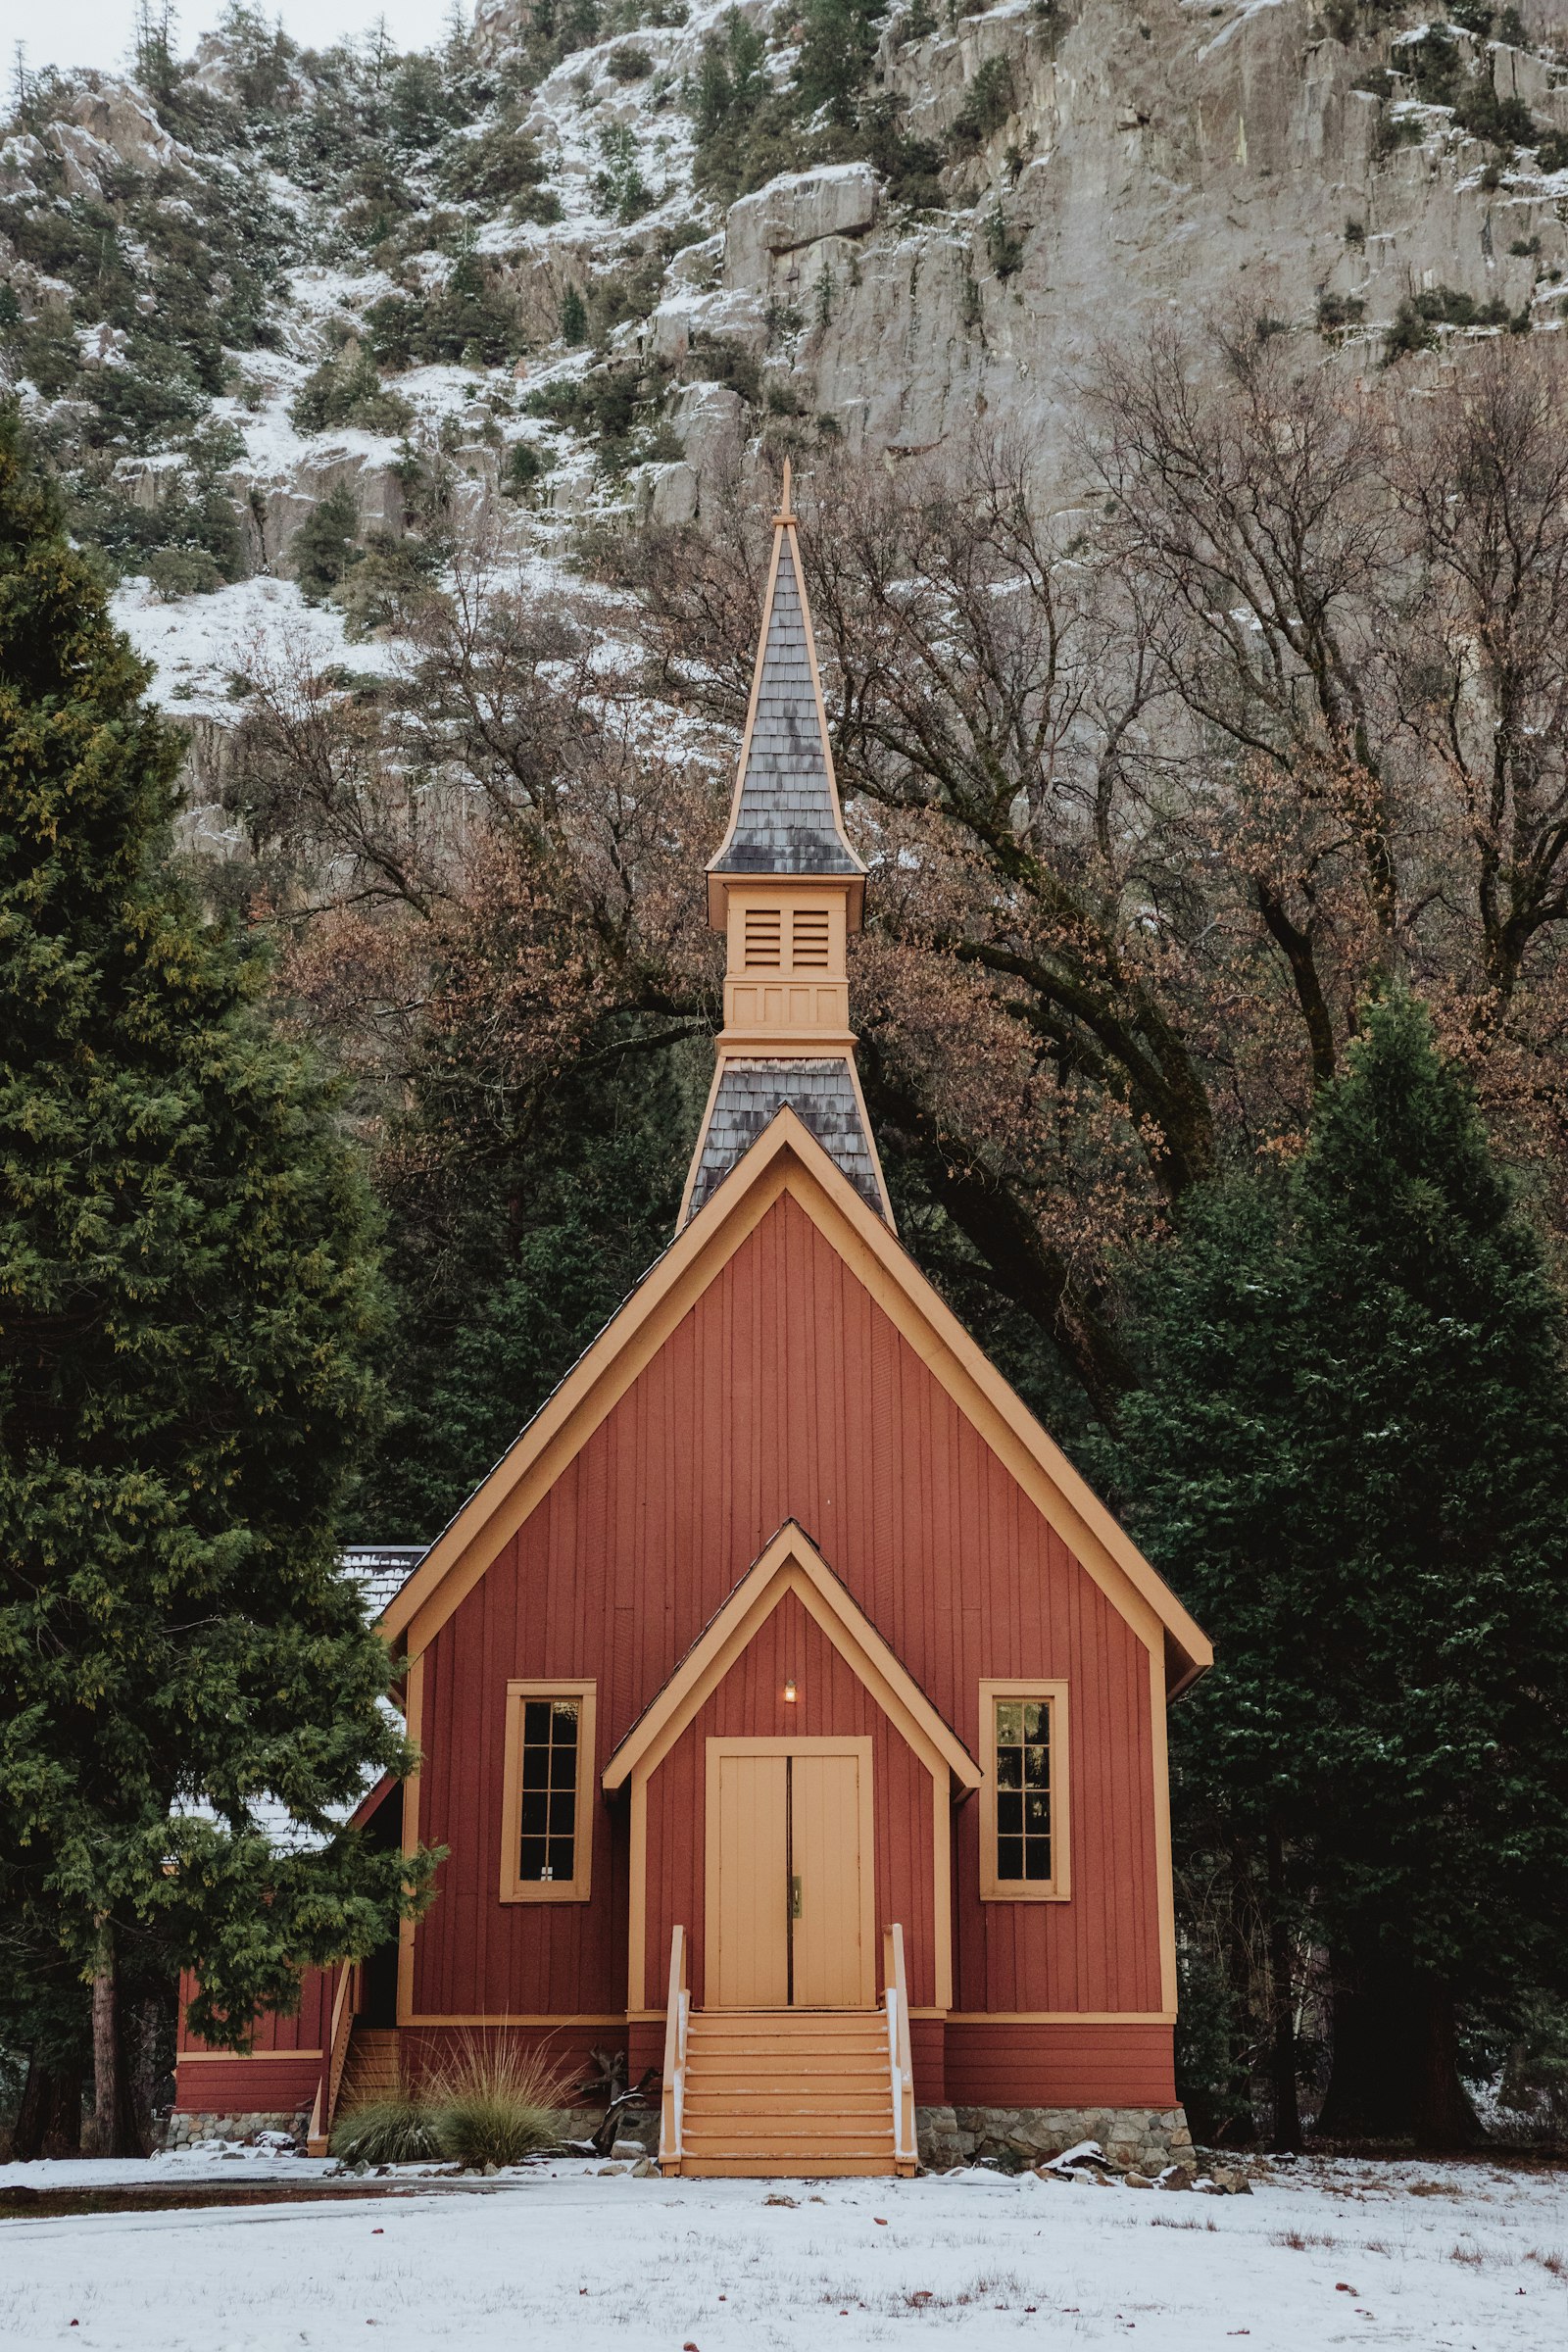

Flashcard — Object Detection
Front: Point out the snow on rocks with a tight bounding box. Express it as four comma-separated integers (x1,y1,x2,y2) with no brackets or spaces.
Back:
723,162,880,289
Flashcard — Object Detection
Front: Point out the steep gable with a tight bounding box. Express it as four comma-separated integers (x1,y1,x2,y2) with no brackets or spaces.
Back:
382,1109,1209,1694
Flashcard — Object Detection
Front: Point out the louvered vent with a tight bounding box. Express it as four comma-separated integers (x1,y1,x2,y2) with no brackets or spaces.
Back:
792,908,830,969
744,907,782,968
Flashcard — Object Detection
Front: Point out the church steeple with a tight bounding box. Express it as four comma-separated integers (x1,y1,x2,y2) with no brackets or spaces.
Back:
680,465,892,1229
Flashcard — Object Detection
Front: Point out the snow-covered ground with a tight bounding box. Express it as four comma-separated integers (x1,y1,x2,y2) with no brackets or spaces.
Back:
2,2156,1564,2348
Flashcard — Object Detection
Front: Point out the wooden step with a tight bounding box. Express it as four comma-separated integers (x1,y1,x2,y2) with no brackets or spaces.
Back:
668,2005,901,2179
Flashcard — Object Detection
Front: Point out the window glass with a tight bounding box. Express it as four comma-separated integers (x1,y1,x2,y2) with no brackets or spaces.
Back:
518,1697,579,1884
994,1695,1052,1883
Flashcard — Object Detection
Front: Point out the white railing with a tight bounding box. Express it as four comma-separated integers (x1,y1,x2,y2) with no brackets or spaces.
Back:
883,1923,918,2173
659,1924,690,2173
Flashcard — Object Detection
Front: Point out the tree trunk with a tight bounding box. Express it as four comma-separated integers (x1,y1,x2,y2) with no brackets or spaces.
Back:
1265,1832,1301,2154
1411,1975,1483,2152
1317,1953,1481,2148
91,1927,149,2160
13,2053,85,2161
1317,1954,1418,2139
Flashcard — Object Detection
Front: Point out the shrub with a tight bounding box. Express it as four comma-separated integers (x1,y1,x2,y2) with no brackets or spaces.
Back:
1384,283,1509,363
950,57,1016,157
289,483,362,603
329,2094,442,2166
1316,289,1366,333
146,545,223,600
593,123,654,224
984,204,1023,280
504,440,552,495
609,45,655,78
291,345,414,438
427,2037,571,2169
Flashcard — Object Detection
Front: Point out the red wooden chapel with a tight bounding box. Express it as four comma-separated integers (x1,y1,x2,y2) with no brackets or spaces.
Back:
173,472,1211,2177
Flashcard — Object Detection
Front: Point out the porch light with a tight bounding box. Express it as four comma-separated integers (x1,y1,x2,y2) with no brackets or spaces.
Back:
783,1680,798,1703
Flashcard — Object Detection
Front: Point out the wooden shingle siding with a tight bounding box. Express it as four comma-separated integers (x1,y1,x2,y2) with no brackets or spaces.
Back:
412,1190,1163,2024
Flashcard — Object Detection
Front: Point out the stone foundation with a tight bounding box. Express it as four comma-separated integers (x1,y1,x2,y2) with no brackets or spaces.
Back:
917,2105,1194,2174
163,2109,310,2150
554,2107,657,2152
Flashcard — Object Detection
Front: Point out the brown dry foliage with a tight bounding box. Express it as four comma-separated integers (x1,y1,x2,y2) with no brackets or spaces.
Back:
220,324,1568,1415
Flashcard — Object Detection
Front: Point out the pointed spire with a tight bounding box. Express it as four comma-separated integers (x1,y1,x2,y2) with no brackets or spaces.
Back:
707,465,864,891
681,466,891,1232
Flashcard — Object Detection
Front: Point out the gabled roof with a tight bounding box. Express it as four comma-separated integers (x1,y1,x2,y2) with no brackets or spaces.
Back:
380,1106,1211,1692
707,468,863,890
602,1519,981,1793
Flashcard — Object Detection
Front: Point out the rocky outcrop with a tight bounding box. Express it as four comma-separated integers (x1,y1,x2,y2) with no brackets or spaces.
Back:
641,3,1568,499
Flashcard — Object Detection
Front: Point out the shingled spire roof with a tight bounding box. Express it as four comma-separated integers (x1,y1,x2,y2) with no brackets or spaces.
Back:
708,463,864,890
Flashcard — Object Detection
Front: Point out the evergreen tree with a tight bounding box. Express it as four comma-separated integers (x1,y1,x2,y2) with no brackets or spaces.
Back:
1112,995,1568,2146
793,0,886,127
0,413,433,2155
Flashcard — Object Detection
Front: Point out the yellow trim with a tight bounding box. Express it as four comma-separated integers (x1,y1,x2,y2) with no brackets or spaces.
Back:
603,1524,978,1794
380,1112,1209,1691
398,2014,623,2029
704,1736,877,2010
498,1680,597,1905
628,1769,650,2015
977,1680,1070,1903
395,1649,425,2030
1149,1643,1179,2014
176,2048,323,2062
946,2011,1177,2026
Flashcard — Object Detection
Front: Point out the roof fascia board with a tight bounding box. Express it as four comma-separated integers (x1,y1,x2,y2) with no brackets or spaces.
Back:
767,1132,1210,1675
383,1136,802,1654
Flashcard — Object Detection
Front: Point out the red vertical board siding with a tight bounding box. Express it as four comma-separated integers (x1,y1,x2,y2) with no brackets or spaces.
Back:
176,1965,331,2056
414,1193,1164,2024
641,1592,936,2009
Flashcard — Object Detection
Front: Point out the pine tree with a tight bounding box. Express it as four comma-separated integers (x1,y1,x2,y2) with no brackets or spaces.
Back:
1112,994,1568,2146
793,0,887,127
0,414,433,2155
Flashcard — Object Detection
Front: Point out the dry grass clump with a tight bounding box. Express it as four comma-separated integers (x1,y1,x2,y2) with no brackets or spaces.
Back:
328,2034,572,2169
426,2035,573,2169
328,2093,442,2166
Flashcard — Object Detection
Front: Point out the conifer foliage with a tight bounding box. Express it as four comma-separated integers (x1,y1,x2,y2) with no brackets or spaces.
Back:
1112,995,1568,2144
0,415,432,2155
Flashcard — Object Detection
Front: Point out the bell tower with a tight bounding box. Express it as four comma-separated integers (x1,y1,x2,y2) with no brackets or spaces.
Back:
680,465,892,1228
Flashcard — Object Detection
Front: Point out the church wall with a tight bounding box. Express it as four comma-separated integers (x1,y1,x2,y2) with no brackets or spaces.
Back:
410,1189,1164,2029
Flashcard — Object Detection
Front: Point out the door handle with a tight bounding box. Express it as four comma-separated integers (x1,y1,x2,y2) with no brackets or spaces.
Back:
790,1875,803,1920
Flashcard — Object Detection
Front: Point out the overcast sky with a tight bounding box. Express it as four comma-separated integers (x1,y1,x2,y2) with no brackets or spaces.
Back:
21,0,446,79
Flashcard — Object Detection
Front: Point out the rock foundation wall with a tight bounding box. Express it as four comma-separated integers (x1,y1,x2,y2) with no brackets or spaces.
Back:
163,2110,310,2149
917,2104,1195,2174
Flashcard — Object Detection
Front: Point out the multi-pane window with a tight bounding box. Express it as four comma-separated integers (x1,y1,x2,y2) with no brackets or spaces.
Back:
979,1680,1068,1900
501,1681,596,1903
517,1698,579,1885
993,1698,1052,1884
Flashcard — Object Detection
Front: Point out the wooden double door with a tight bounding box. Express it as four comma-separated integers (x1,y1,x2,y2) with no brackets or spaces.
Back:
706,1738,875,2009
